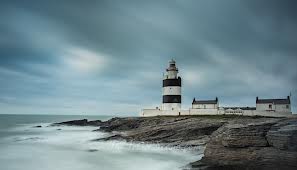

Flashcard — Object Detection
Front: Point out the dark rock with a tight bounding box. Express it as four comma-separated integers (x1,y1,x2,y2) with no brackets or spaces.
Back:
97,116,226,147
93,134,127,142
54,119,88,126
53,119,102,127
192,118,297,170
87,120,103,126
220,122,275,148
87,149,98,152
267,119,297,151
33,125,42,128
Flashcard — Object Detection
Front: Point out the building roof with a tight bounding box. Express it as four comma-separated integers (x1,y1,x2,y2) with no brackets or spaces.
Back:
256,96,290,105
192,97,218,104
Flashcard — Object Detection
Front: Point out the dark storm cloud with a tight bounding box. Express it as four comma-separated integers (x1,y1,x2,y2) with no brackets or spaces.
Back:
0,0,296,114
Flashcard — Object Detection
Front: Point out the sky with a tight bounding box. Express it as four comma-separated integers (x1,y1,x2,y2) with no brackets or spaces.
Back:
0,0,297,115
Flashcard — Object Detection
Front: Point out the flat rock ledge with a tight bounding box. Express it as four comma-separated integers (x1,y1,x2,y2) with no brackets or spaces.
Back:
96,116,227,148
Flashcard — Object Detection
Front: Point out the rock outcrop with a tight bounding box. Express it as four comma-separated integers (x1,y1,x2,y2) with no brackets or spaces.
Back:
97,116,227,147
190,118,297,170
55,115,297,169
53,119,103,126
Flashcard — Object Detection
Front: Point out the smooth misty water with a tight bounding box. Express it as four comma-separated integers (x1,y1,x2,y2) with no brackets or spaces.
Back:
0,114,202,170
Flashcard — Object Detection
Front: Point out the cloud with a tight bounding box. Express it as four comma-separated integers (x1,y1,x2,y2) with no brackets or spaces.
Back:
63,47,108,75
0,0,296,114
182,69,205,87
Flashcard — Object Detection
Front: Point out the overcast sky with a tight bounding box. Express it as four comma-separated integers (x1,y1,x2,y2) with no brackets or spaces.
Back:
0,0,296,115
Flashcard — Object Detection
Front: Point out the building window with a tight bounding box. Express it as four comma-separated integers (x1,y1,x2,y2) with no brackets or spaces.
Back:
269,104,272,109
204,105,206,109
286,105,289,109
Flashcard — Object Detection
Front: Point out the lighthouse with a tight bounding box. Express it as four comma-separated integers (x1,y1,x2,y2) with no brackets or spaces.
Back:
162,59,182,111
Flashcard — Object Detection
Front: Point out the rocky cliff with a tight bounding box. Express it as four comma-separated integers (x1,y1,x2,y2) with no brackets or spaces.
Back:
190,118,297,170
55,115,297,169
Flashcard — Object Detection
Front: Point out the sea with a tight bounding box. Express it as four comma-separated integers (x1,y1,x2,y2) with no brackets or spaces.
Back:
0,114,202,170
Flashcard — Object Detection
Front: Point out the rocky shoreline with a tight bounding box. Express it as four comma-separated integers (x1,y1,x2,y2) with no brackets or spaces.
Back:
54,115,297,170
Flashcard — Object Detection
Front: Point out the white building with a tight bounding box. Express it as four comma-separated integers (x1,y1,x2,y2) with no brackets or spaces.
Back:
189,97,219,115
192,97,218,109
256,96,291,113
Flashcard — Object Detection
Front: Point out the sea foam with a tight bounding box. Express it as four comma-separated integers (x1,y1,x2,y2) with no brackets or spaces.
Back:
0,123,202,170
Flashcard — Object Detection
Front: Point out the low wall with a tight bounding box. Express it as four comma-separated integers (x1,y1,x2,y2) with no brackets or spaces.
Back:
141,109,190,117
141,109,293,117
251,111,292,117
189,109,218,115
222,110,292,117
141,109,162,117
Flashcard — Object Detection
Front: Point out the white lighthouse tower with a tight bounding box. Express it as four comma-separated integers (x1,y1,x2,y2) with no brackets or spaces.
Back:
162,59,182,111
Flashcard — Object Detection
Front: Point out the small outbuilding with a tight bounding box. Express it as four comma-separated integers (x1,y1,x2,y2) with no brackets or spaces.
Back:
256,96,291,113
192,97,219,109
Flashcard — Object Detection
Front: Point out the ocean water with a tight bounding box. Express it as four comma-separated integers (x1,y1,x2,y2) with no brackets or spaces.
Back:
0,114,202,170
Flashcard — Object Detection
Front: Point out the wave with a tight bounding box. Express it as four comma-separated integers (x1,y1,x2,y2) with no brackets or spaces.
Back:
0,123,202,170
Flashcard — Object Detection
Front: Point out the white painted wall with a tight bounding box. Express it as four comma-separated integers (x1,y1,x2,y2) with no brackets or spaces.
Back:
189,109,218,115
161,110,181,116
256,103,291,113
162,103,181,111
141,108,293,117
162,86,181,95
141,109,161,117
180,110,190,115
224,109,244,115
167,70,178,79
141,109,189,117
275,104,291,112
192,103,218,109
256,103,274,111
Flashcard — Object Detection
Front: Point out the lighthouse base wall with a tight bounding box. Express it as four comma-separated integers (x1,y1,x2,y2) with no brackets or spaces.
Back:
141,109,189,117
161,103,181,111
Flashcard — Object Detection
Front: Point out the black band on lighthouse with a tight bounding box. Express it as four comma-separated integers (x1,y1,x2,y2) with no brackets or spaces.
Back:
163,95,181,103
163,77,181,87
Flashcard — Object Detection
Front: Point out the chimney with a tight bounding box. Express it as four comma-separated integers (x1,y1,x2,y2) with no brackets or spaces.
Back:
192,98,196,104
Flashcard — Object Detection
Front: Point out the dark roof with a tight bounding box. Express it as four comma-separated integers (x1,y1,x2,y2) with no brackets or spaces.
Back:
192,97,218,104
256,96,290,104
224,107,256,110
